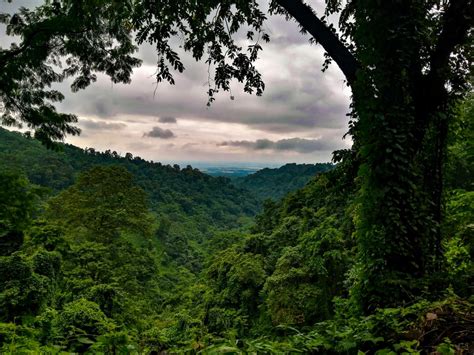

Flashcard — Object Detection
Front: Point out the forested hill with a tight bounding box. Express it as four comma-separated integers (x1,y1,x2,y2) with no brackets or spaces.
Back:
233,162,334,201
0,128,257,238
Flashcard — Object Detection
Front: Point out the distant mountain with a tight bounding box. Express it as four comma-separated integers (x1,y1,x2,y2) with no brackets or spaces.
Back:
200,166,261,178
233,163,334,201
180,162,281,178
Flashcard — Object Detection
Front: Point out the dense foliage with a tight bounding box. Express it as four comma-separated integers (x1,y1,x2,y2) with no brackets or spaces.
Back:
233,163,334,202
0,127,262,269
2,0,472,312
0,95,472,353
1,0,473,352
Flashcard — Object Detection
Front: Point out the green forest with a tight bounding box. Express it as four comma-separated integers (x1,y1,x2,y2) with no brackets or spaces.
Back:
0,94,472,353
1,0,473,353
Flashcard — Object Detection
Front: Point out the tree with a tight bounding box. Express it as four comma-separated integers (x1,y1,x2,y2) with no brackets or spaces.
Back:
46,166,152,242
0,173,42,255
341,1,473,310
2,1,473,310
204,247,266,335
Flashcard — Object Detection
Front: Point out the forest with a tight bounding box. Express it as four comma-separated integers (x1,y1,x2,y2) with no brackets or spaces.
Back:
0,95,472,352
1,0,473,353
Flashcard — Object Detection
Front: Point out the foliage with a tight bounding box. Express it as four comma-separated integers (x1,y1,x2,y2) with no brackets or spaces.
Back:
56,298,115,352
0,127,259,270
0,51,473,355
194,154,358,341
0,0,140,146
204,248,266,336
443,189,474,294
264,214,351,326
0,253,53,322
1,0,473,319
195,295,474,354
446,93,474,191
0,130,472,352
0,172,42,241
46,165,152,242
234,163,334,202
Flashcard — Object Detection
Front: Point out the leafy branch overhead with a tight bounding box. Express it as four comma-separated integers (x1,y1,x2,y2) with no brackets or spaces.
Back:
0,0,270,146
0,1,141,146
1,0,472,147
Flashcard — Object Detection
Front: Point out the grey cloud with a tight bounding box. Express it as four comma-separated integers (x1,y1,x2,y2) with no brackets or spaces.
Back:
80,120,127,130
266,15,312,47
144,126,176,139
158,116,177,123
94,101,111,117
6,0,349,136
55,38,350,134
218,137,336,153
274,138,332,152
2,0,351,163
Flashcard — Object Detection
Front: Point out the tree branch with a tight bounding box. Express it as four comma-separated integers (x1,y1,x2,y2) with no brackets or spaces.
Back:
0,19,89,70
275,0,359,85
427,0,474,88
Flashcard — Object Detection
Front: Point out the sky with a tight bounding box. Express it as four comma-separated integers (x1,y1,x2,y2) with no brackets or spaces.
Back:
1,0,352,165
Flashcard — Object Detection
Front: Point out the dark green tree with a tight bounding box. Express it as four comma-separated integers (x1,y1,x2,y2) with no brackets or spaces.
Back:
46,166,152,242
0,173,42,255
0,0,140,147
2,0,472,310
204,247,266,336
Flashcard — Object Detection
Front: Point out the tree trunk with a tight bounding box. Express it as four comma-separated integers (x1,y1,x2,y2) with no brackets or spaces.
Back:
276,0,472,311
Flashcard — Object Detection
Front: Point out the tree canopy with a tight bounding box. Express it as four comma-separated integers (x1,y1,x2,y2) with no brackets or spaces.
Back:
46,166,152,242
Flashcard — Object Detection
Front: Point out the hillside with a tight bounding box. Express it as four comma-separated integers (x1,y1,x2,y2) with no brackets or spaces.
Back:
1,117,472,353
0,128,258,268
233,162,334,201
0,128,257,217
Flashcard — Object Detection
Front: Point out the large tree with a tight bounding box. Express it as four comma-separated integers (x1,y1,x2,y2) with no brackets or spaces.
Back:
46,166,152,242
1,0,472,310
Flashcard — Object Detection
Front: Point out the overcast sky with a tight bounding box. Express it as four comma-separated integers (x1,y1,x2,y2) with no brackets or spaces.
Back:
1,0,352,165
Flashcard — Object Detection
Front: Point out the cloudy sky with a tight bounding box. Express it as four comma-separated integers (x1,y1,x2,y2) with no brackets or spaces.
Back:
1,1,352,165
